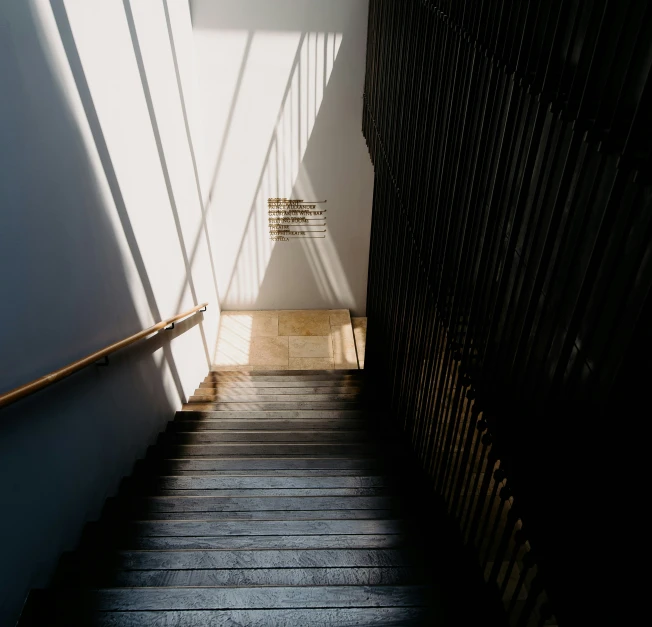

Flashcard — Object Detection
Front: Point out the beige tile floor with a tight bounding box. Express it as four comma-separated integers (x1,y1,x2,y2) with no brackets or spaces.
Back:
213,310,362,371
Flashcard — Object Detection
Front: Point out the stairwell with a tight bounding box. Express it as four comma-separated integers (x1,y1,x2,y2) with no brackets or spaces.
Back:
18,368,442,625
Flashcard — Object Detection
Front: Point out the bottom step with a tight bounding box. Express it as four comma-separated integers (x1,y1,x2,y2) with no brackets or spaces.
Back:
23,605,428,627
45,585,428,610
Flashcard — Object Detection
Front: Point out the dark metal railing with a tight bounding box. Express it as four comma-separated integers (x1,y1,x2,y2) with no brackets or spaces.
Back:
362,1,652,625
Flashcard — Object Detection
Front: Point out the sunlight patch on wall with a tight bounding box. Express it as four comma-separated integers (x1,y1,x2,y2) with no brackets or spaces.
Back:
219,30,343,306
294,170,355,309
27,0,220,404
214,314,253,366
28,0,151,325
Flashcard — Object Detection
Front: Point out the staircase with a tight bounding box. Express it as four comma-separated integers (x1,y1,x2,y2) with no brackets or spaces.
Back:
18,369,438,625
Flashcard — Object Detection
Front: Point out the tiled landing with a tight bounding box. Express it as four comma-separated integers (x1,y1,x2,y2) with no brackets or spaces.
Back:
214,310,361,371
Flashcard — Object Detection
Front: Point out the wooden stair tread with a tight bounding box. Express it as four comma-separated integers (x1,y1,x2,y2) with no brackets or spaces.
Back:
168,419,367,430
189,394,362,402
64,548,414,570
87,518,406,536
197,384,363,393
158,430,370,443
127,475,390,489
34,608,428,627
176,409,366,419
183,402,363,410
200,380,363,388
81,534,407,550
72,566,423,588
101,509,397,521
47,585,429,610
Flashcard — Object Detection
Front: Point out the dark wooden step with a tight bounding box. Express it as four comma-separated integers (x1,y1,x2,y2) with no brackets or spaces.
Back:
124,488,388,498
167,419,367,431
27,605,427,626
200,379,364,389
68,566,423,589
44,585,428,610
62,548,413,570
176,409,366,419
80,533,406,550
127,476,389,490
77,519,408,552
197,384,363,395
157,430,370,444
208,370,362,378
86,518,406,537
188,394,361,403
133,457,381,473
108,495,395,514
184,401,363,411
120,474,389,497
147,443,374,457
102,507,396,521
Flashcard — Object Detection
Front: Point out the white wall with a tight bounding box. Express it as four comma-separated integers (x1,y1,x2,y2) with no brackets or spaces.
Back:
191,0,374,316
0,1,219,624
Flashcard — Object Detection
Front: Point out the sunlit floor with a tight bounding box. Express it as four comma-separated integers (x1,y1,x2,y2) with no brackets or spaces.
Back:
214,310,366,370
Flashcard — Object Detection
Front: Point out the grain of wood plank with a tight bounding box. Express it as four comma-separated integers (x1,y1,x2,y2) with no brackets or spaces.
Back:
140,458,380,471
106,509,396,521
57,585,428,610
102,519,406,536
176,409,366,419
188,394,361,403
184,401,363,411
118,495,394,512
151,443,373,457
77,607,427,626
168,419,366,431
141,476,389,490
94,566,421,588
139,488,389,497
160,430,369,444
98,534,406,550
196,385,362,394
200,380,363,388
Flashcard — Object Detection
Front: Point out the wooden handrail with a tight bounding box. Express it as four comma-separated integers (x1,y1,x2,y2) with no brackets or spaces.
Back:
0,303,208,409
